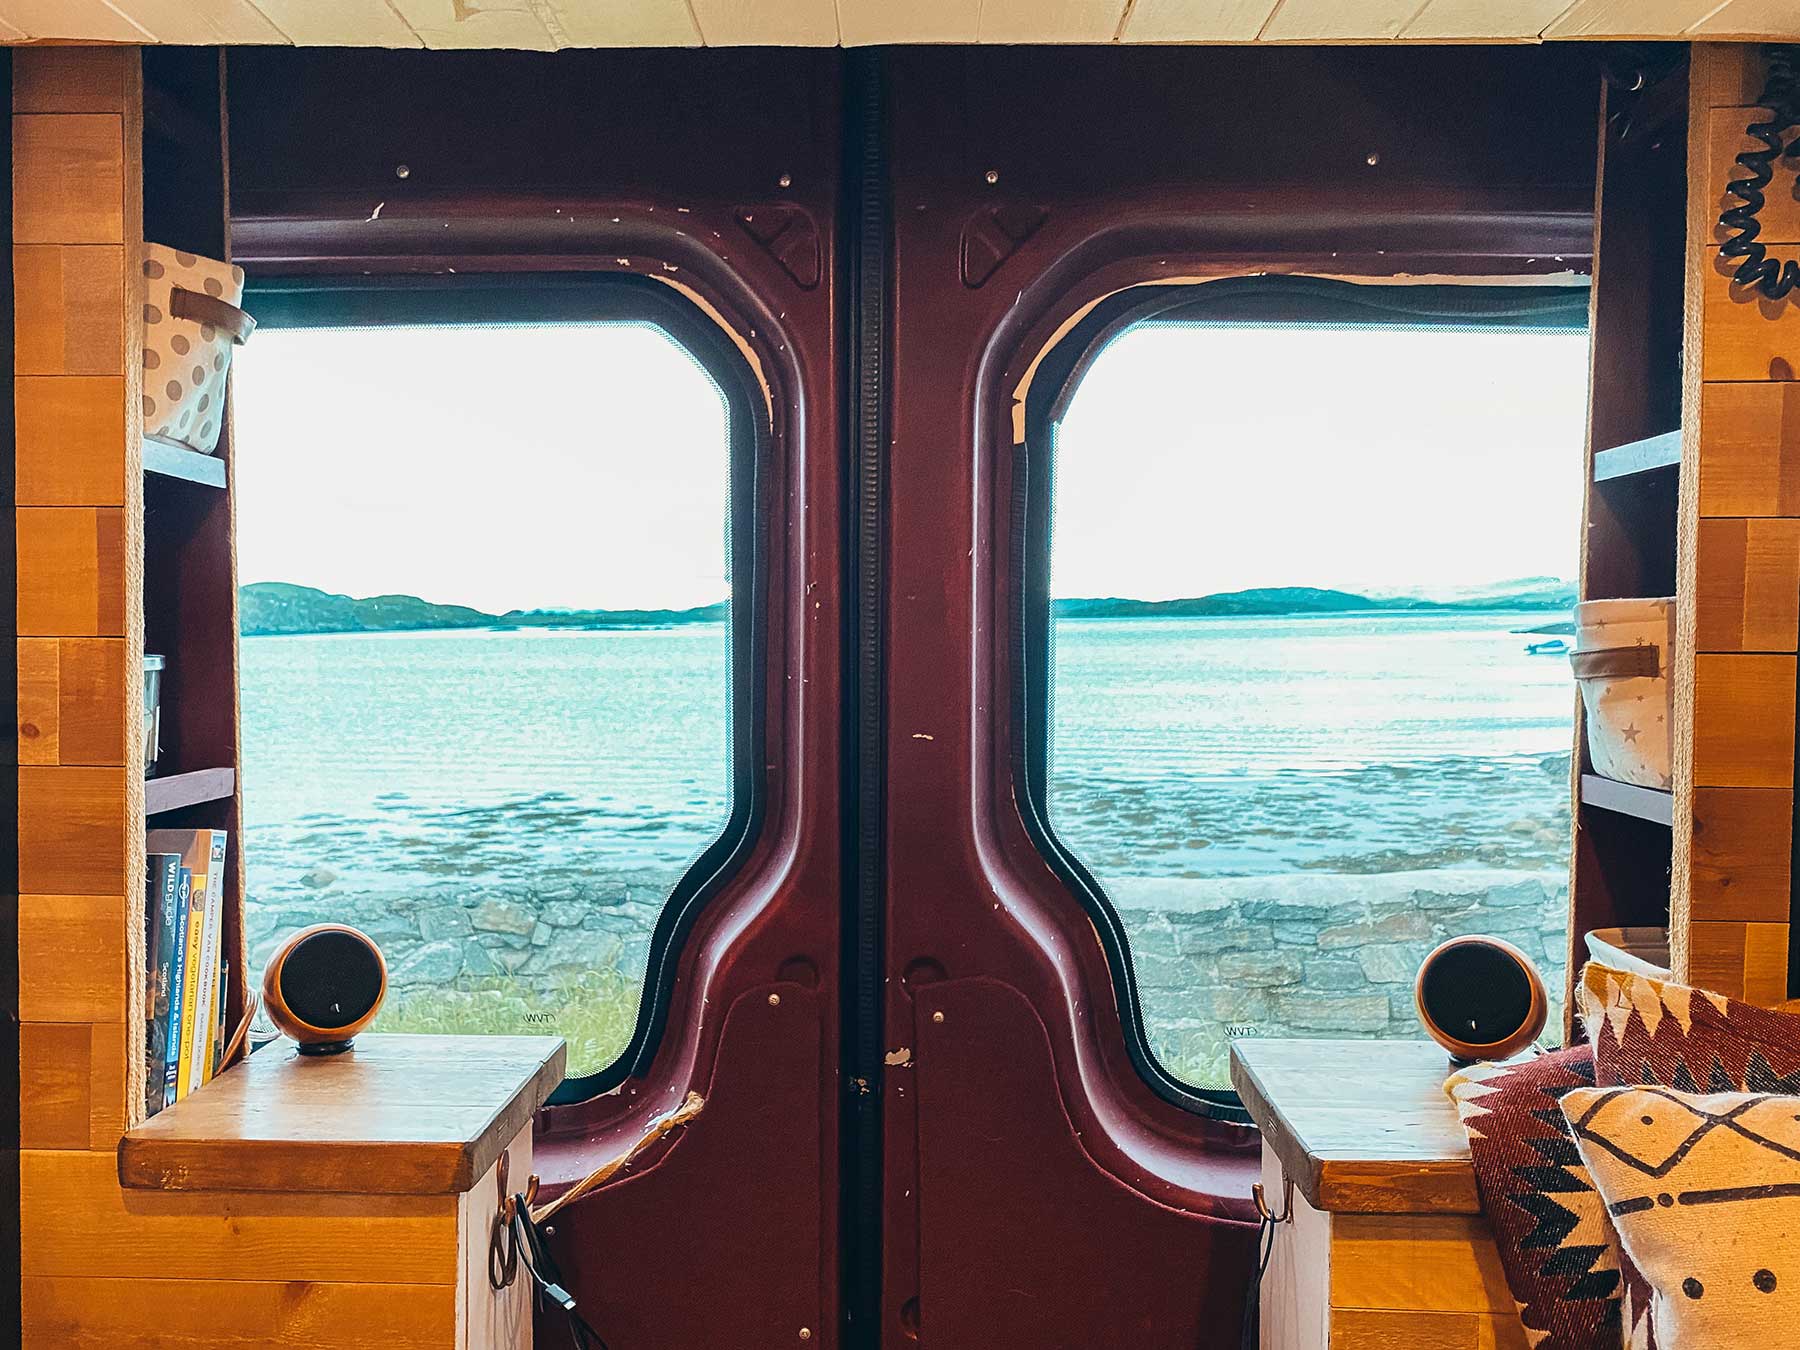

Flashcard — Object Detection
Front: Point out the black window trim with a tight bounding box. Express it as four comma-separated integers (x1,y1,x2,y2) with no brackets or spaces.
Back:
241,271,769,1105
1014,274,1591,1122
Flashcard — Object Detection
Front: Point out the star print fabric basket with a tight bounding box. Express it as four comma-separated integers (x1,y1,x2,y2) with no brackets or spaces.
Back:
1571,597,1674,790
141,244,254,456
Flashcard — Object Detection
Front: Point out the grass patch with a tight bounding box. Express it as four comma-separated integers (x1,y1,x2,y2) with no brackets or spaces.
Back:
375,965,644,1075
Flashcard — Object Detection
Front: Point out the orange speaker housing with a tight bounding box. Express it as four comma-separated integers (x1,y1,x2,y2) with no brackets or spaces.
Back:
1413,934,1548,1064
261,923,388,1055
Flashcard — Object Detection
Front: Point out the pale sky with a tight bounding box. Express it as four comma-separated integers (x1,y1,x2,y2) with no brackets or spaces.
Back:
1052,323,1589,600
233,324,731,613
234,319,1588,613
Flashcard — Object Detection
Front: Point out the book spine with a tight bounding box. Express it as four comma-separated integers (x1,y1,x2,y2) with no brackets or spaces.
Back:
175,869,207,1101
144,853,181,1117
166,869,194,1108
212,959,230,1077
189,830,227,1091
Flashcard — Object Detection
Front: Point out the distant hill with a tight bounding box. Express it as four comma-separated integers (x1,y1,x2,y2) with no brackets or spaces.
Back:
240,582,725,636
1053,580,1576,620
243,578,1573,636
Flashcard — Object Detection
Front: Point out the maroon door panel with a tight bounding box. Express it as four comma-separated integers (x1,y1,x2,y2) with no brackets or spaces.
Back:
229,47,848,1349
547,981,830,1345
880,45,1597,1346
228,43,1607,1350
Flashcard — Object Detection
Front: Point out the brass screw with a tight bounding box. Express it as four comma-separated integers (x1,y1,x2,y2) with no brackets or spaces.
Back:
799,1330,812,1341
984,169,999,185
778,173,793,189
932,1011,945,1024
768,993,781,1007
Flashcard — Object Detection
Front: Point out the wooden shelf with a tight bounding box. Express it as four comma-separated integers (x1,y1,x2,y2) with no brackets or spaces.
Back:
121,1034,566,1195
1594,430,1680,483
144,767,235,816
1580,772,1673,827
144,439,227,488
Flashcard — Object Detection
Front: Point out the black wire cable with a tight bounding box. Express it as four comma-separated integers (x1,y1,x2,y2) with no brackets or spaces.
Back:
1236,1215,1278,1350
492,1192,611,1350
1719,45,1800,301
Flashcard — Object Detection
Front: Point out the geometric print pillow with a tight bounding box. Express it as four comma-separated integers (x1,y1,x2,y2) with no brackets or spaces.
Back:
1560,1086,1800,1349
1578,962,1800,1098
1447,1046,1639,1349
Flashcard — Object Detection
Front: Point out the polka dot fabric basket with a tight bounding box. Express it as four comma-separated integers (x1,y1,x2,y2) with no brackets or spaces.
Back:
141,244,255,456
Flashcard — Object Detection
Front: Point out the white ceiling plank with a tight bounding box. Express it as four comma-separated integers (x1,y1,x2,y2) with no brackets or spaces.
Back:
836,0,977,46
1401,0,1577,40
690,0,836,46
388,0,556,49
247,0,424,45
546,0,701,45
108,0,288,43
0,0,151,40
978,0,1126,43
1260,0,1432,41
1120,0,1278,42
1545,0,1728,38
1687,0,1800,37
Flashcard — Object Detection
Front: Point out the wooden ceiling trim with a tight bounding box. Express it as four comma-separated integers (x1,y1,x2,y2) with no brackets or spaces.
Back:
103,0,286,44
0,1,150,42
978,0,1129,44
1260,0,1439,42
241,0,423,47
386,0,557,50
693,0,835,47
1119,0,1280,43
1689,0,1800,38
1545,0,1732,39
547,0,702,47
1401,0,1581,41
836,0,977,46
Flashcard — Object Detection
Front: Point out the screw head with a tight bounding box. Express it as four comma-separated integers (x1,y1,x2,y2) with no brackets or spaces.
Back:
768,993,781,1007
1364,153,1380,167
395,163,411,179
778,173,793,189
931,1010,945,1024
984,169,999,185
799,1330,812,1341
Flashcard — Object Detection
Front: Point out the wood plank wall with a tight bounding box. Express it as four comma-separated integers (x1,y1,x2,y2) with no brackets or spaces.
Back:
1677,44,1800,1004
13,43,143,1159
9,48,481,1349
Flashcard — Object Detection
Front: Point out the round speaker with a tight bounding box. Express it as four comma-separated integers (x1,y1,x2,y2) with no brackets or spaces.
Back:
261,924,388,1055
1413,935,1548,1064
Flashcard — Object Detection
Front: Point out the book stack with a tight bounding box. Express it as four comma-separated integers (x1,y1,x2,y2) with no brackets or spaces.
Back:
143,828,230,1118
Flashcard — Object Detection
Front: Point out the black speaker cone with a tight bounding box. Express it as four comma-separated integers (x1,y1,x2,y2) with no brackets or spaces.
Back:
281,928,384,1032
1418,942,1532,1046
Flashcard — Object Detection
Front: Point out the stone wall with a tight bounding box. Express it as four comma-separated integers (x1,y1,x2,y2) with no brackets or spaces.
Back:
249,865,1568,1079
1111,867,1569,1079
246,867,670,1001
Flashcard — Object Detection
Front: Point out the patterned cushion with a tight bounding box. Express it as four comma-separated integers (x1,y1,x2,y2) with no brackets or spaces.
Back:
1561,1085,1800,1348
1447,1046,1633,1348
1578,963,1800,1098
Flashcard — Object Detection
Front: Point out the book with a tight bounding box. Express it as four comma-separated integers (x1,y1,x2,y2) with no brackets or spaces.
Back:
212,959,230,1078
143,852,182,1118
165,868,192,1109
148,828,229,1101
174,869,205,1102
187,831,227,1094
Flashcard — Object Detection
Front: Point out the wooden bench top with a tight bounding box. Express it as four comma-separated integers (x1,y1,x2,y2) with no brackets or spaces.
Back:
1229,1038,1480,1216
120,1033,566,1196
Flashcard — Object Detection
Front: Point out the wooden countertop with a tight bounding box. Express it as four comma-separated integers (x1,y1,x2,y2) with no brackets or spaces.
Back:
1229,1038,1479,1216
120,1033,566,1196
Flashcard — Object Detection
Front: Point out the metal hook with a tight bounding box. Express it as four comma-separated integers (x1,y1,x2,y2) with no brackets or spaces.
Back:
1251,1175,1295,1226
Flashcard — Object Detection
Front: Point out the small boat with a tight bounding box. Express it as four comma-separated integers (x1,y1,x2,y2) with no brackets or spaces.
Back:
1526,638,1570,655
